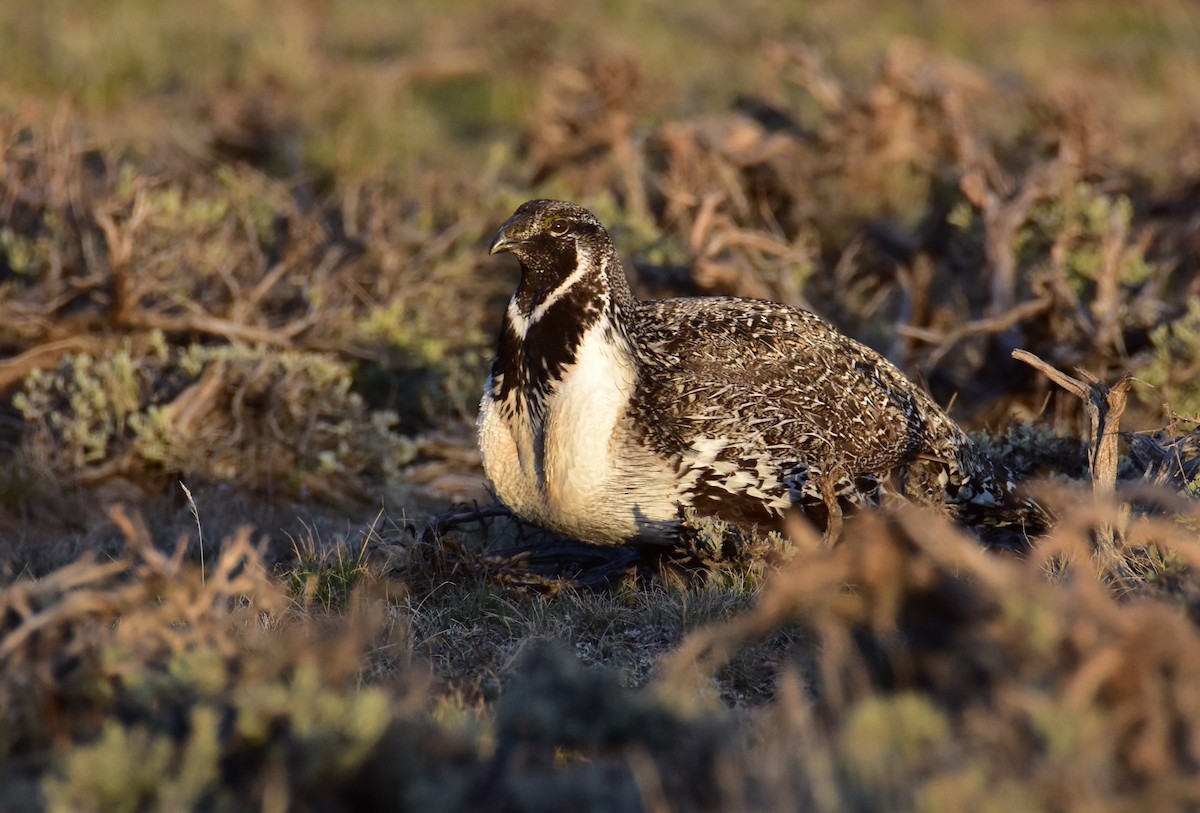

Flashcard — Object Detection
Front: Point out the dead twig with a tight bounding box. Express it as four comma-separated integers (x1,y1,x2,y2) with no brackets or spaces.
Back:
0,336,100,391
1012,349,1133,578
945,90,1063,317
899,295,1053,367
123,310,310,346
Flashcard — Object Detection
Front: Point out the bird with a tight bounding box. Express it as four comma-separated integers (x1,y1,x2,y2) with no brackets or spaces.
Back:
478,199,1044,547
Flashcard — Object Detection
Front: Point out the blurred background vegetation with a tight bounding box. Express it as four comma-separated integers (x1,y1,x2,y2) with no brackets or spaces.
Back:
4,0,1197,182
4,1,1200,811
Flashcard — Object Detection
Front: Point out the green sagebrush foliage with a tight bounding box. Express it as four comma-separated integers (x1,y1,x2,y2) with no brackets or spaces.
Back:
5,526,736,813
1140,298,1200,420
13,337,413,496
42,667,393,813
0,533,419,813
948,182,1155,315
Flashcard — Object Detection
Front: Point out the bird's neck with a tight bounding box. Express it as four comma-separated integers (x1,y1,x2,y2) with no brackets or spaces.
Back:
510,244,635,324
492,250,637,414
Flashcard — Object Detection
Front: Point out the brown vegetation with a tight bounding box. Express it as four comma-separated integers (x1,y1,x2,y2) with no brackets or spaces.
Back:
2,1,1200,810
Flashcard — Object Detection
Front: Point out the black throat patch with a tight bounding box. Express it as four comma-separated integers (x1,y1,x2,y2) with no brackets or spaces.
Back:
492,270,609,415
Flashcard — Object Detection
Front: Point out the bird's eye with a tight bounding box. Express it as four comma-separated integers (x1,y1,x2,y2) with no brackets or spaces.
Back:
547,217,571,237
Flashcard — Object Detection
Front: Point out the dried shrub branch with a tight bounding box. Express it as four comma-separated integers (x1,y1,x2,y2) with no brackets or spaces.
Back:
1013,349,1134,573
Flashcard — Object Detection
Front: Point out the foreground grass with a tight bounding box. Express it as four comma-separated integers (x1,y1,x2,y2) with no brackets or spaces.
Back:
5,494,1200,812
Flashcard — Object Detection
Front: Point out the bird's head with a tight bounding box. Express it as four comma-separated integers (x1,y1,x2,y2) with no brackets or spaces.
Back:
490,200,633,320
489,199,609,264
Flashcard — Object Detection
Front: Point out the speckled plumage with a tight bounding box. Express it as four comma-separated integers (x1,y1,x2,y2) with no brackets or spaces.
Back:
479,199,1043,546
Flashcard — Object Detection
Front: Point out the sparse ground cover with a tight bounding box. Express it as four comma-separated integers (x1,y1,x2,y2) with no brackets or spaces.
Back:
3,1,1200,810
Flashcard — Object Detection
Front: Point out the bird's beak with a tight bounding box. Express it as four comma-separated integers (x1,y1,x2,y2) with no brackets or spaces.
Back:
489,222,519,255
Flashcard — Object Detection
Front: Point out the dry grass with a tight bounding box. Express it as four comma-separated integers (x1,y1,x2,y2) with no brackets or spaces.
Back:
4,488,1200,811
3,1,1200,810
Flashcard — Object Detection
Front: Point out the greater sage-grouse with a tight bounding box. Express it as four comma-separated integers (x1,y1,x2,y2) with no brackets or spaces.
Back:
479,199,1043,546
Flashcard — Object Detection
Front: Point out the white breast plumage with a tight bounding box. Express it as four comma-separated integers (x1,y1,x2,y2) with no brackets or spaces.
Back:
478,318,678,543
541,321,635,517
